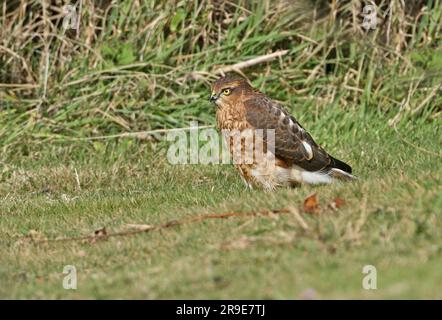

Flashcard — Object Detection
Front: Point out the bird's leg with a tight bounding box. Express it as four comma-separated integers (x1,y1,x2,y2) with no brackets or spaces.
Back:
236,165,254,190
239,175,253,190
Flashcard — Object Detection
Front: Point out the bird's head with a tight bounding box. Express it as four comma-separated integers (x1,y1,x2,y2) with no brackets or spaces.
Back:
209,74,251,107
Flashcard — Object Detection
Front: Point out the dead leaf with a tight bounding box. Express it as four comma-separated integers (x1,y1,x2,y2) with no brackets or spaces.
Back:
93,227,107,240
303,193,320,214
328,198,346,211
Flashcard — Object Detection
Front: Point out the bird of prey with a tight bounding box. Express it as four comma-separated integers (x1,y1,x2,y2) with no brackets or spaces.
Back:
209,74,356,190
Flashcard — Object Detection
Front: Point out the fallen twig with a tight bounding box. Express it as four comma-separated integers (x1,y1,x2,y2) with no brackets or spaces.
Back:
0,83,40,89
215,50,289,75
188,50,289,80
36,208,290,244
51,125,215,141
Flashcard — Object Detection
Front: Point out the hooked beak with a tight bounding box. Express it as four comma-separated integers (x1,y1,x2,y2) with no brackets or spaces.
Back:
209,92,219,103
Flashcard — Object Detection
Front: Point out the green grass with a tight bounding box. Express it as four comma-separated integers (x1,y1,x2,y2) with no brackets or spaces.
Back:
1,108,441,299
1,0,441,299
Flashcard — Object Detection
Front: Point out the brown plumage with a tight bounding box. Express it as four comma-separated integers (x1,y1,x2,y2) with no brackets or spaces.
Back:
210,74,356,190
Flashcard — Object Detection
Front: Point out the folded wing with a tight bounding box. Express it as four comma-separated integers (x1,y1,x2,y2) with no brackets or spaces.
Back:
244,94,351,174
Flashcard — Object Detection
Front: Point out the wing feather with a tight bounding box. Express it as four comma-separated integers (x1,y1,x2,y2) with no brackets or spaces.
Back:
244,94,334,172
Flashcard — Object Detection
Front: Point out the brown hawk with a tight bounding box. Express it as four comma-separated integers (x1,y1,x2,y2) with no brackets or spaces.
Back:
210,74,356,190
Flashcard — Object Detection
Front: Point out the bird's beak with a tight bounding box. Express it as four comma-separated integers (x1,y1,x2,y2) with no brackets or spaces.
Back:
209,91,218,103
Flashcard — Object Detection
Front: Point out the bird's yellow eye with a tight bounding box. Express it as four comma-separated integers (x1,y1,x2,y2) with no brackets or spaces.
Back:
223,89,231,95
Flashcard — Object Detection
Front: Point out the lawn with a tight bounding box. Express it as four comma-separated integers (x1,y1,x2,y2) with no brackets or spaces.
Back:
0,0,441,299
1,107,441,299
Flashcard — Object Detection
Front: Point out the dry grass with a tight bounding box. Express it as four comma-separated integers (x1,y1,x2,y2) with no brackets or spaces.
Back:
1,0,441,159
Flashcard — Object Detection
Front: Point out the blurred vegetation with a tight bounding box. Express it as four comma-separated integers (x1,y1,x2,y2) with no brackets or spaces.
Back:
0,0,441,161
